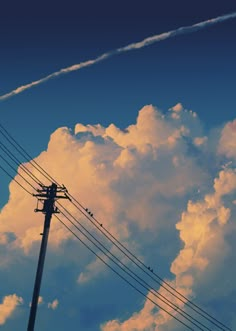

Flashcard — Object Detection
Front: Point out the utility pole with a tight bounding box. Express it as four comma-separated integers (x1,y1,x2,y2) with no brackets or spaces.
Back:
27,183,69,331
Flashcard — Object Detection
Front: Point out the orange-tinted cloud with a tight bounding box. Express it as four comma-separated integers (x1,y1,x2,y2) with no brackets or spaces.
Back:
1,104,236,330
0,294,23,325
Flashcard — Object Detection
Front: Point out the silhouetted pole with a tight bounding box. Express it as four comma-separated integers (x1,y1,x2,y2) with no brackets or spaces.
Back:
27,183,69,331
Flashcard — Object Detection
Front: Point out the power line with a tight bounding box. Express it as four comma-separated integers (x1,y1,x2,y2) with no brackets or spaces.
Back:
0,123,59,185
0,143,214,331
0,155,200,331
65,196,230,331
0,149,230,330
56,202,212,331
0,153,37,192
0,140,43,186
0,163,33,196
55,214,195,331
0,121,232,331
0,151,38,192
0,157,225,331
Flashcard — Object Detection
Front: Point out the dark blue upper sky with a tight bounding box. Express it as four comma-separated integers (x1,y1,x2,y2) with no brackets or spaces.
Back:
0,0,236,194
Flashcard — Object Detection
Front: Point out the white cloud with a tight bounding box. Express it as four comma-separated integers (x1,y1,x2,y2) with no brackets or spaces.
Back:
218,119,236,159
0,104,236,330
1,12,236,101
169,103,183,112
48,299,59,310
38,296,43,304
0,294,23,325
102,168,236,330
0,104,206,252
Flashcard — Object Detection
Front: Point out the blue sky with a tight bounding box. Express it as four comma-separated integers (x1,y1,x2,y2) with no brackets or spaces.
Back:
1,1,236,139
0,1,236,330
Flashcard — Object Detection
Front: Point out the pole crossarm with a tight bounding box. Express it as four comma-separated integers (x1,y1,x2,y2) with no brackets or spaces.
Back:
27,182,69,331
33,183,70,214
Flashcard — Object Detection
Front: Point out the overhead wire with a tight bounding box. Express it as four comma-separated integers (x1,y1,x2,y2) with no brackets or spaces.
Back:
0,153,37,192
0,163,33,196
56,201,212,331
64,196,230,331
0,137,215,331
0,141,43,186
0,121,232,331
0,121,231,331
0,123,56,185
0,150,200,331
54,213,195,331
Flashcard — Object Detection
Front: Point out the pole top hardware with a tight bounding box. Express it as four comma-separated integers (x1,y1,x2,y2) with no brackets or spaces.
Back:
33,183,70,214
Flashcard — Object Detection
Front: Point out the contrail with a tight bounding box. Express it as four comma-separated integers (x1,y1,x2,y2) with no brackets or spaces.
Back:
1,11,236,101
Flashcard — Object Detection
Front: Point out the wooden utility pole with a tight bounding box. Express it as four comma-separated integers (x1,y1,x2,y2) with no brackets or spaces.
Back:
27,183,69,331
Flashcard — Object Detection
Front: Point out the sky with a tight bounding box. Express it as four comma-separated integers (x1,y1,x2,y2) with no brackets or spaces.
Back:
0,1,236,330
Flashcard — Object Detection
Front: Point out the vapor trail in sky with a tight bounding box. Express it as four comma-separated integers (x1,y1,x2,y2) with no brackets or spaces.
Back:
1,11,236,101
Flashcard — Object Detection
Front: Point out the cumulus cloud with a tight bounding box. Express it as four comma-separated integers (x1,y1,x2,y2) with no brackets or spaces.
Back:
0,294,23,325
0,103,206,252
169,103,183,113
102,168,236,331
218,119,236,159
0,103,236,330
172,169,235,277
101,279,192,331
